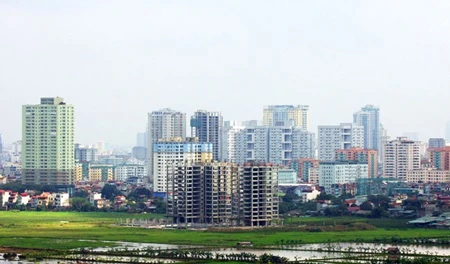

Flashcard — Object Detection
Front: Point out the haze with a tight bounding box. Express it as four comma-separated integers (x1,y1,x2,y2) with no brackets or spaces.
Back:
1,1,450,146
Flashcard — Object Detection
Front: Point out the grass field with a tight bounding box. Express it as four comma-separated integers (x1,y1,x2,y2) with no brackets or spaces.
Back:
285,216,411,229
0,211,449,250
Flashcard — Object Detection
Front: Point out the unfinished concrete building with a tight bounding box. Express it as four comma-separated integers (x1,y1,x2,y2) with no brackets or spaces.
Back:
167,162,238,225
238,164,279,227
167,162,278,227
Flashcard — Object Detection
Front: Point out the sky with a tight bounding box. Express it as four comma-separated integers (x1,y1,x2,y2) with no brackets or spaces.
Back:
1,1,450,147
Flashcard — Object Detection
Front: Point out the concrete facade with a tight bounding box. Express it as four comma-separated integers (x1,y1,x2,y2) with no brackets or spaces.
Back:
22,97,75,186
263,105,309,130
383,137,421,181
318,123,364,161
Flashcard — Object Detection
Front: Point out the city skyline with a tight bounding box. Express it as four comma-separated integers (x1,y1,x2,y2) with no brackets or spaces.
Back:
2,1,450,146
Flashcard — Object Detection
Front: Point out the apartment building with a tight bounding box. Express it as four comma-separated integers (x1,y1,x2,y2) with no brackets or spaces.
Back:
318,123,364,161
263,105,309,130
290,158,319,183
335,148,378,178
153,137,212,193
234,126,315,166
167,162,278,227
407,169,450,183
147,109,186,182
22,97,75,185
191,110,223,161
353,105,380,151
383,137,421,181
429,146,450,170
319,161,368,193
167,162,238,225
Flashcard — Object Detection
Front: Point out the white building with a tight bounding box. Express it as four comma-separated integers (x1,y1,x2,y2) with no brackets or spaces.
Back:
318,123,364,161
191,110,223,161
353,105,380,151
147,109,186,182
319,161,368,193
115,165,147,182
278,169,297,185
383,137,421,181
54,193,70,207
234,126,315,166
153,138,212,193
222,121,245,163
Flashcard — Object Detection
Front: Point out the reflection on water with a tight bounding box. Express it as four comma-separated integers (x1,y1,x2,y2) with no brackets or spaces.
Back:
3,241,450,263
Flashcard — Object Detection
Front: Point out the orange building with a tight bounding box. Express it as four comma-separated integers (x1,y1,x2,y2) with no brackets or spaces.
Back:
335,148,378,178
429,146,450,170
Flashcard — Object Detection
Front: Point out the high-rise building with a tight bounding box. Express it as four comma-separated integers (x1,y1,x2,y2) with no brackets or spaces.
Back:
428,138,446,149
335,148,378,178
22,97,75,185
318,123,364,161
446,121,450,143
429,146,450,170
383,137,421,181
136,132,147,147
238,164,279,227
167,162,278,227
353,105,380,151
132,146,147,161
167,162,238,225
147,109,186,182
75,145,98,162
290,158,319,183
190,110,223,161
222,121,245,163
0,133,3,153
153,137,212,193
263,105,309,130
234,126,315,166
319,161,368,193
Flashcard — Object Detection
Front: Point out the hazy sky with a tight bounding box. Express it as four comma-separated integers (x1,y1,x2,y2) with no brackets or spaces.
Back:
1,1,450,147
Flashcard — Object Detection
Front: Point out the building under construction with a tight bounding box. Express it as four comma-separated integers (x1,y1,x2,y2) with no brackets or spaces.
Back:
166,162,278,227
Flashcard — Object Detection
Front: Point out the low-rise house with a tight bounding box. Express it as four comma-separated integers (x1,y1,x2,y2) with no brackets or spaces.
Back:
54,193,70,207
17,193,30,205
31,192,52,208
94,199,110,209
8,192,18,204
114,196,127,208
89,192,102,205
0,190,11,206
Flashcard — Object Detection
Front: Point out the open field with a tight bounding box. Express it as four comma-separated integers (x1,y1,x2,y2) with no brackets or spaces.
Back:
285,216,411,229
0,211,449,250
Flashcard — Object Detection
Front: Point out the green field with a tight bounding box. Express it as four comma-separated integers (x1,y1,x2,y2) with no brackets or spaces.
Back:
0,211,449,250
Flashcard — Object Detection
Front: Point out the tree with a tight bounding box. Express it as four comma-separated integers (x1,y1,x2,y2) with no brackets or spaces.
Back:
360,201,374,211
316,193,334,201
370,206,388,218
368,195,390,206
127,187,152,200
73,189,89,198
71,197,93,212
101,184,122,200
154,198,166,214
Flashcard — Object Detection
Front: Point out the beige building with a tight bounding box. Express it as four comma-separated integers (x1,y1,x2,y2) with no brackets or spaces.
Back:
22,97,75,186
308,167,319,184
407,169,450,183
383,137,421,181
263,105,309,130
